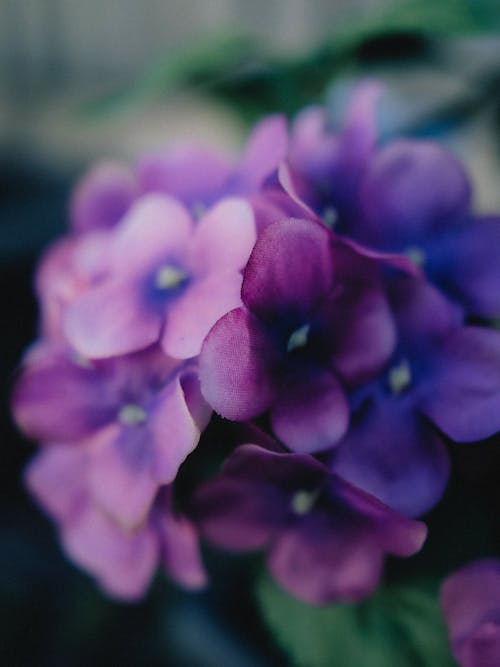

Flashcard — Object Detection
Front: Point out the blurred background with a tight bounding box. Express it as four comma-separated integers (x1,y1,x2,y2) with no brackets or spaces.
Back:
2,1,500,665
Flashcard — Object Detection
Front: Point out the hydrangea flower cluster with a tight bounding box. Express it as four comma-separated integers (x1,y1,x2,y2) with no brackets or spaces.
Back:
12,83,500,622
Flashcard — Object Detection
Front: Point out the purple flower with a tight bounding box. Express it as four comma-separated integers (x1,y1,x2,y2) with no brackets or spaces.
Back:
12,342,211,528
192,444,426,605
199,217,397,453
331,276,500,517
71,115,288,233
285,84,500,319
26,446,207,600
440,559,500,667
64,194,256,360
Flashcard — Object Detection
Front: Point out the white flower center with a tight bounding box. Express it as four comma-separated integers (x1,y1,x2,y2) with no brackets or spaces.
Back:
388,359,412,395
291,489,318,515
118,404,148,426
287,323,310,352
322,207,338,228
155,265,187,290
404,246,426,268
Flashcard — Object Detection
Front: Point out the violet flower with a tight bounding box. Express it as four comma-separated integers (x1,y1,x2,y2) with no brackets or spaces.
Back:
285,84,500,319
26,445,207,600
13,342,211,528
199,217,397,453
440,559,500,667
192,444,427,605
64,194,256,360
331,276,500,517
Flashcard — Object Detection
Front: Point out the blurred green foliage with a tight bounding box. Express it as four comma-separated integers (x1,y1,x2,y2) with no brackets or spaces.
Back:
84,0,500,122
257,575,457,667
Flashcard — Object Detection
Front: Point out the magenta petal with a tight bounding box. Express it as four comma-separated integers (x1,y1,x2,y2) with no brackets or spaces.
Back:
440,560,500,667
421,327,500,442
358,140,471,247
242,218,334,321
271,370,349,453
199,308,278,420
268,517,384,605
332,395,450,517
12,344,117,442
64,280,161,358
87,424,158,529
189,197,256,274
162,271,244,359
70,162,137,232
62,504,158,600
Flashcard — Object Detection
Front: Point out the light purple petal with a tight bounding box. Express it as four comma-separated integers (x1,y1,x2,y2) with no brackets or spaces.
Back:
87,424,159,530
332,393,450,517
108,194,193,276
62,503,158,600
148,372,204,483
188,197,256,274
421,327,500,442
162,270,244,359
12,343,118,442
64,280,161,358
138,144,233,206
271,370,349,453
24,446,88,523
358,140,471,248
199,308,278,420
70,162,137,233
233,114,288,193
242,218,334,322
440,559,500,667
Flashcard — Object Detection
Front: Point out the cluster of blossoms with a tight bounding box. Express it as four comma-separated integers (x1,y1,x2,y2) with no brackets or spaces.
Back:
12,82,500,660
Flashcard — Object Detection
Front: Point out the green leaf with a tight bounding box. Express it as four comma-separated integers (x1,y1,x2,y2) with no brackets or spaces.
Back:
256,575,457,667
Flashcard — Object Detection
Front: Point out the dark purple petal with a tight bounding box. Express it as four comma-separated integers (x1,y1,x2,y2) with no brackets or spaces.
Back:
427,216,500,318
332,392,450,517
440,559,500,667
70,162,137,233
12,344,118,442
420,327,500,442
242,218,334,322
357,141,471,249
271,370,349,453
199,308,279,420
155,500,208,589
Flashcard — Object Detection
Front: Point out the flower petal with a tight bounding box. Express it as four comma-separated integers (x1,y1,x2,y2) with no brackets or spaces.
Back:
64,280,161,358
357,140,471,249
70,162,137,232
421,327,500,442
271,370,349,453
332,392,450,517
199,308,278,420
189,197,256,274
162,270,244,359
242,218,334,322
